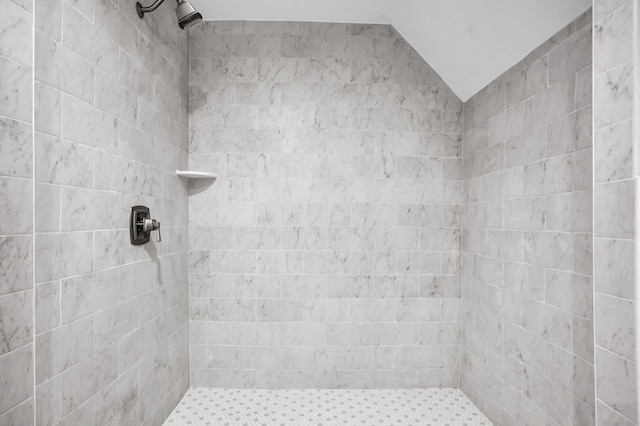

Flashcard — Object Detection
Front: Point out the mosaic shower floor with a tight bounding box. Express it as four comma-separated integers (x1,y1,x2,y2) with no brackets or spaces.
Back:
163,387,492,425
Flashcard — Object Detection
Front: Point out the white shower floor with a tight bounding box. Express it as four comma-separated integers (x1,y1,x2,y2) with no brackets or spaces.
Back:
163,388,492,426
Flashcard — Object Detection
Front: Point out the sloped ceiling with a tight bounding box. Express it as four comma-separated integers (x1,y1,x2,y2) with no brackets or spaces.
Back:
189,0,591,101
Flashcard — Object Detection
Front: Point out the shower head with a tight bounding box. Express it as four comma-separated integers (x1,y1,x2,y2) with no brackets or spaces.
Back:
175,0,202,29
136,0,202,30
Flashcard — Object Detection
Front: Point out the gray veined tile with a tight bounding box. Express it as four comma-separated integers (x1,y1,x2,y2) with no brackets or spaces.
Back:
594,180,634,239
34,132,93,188
34,81,61,136
0,236,32,296
0,290,33,355
0,344,33,415
594,120,633,183
0,176,33,234
596,347,638,423
34,31,94,104
548,25,592,84
0,112,32,179
35,0,62,41
595,292,635,362
35,232,93,283
35,316,93,384
593,0,632,74
594,60,633,129
594,238,634,298
0,56,31,123
0,0,33,66
35,281,60,334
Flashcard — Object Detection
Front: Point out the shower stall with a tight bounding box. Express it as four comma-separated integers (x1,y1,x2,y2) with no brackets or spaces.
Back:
0,0,635,425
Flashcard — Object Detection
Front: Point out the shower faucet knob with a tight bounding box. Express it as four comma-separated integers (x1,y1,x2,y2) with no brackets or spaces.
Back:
130,206,162,245
142,218,161,242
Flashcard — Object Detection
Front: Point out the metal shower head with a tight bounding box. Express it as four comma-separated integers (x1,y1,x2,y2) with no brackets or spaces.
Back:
136,0,202,30
175,0,202,29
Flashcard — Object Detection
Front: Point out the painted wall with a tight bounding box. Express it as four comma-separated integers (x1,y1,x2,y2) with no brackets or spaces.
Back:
187,21,464,388
32,0,190,424
460,11,595,426
0,0,34,423
592,0,637,424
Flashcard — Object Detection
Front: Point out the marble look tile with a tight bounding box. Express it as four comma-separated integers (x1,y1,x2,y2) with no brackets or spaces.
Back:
522,365,572,425
504,197,545,230
35,31,94,104
0,176,33,234
34,183,59,233
595,120,633,183
36,376,60,426
35,232,93,283
0,0,32,66
593,0,632,73
594,180,634,239
0,236,32,296
0,117,32,178
573,232,593,276
524,79,574,130
95,70,138,126
60,345,117,417
597,402,635,426
575,66,593,110
523,231,573,270
595,293,635,360
60,187,125,231
0,56,31,123
504,127,545,168
545,270,592,318
545,191,592,232
573,148,592,192
62,94,117,153
35,132,93,187
523,155,573,196
35,281,59,334
34,82,61,136
0,344,33,415
547,107,592,157
0,290,33,355
506,55,547,107
35,0,61,41
60,269,118,324
35,316,93,384
548,26,591,84
62,2,118,76
0,398,34,425
594,0,628,21
594,238,634,298
573,316,595,364
596,347,637,423
594,60,633,129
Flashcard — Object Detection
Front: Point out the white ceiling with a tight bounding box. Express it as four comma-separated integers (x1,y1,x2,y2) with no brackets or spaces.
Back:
189,0,592,101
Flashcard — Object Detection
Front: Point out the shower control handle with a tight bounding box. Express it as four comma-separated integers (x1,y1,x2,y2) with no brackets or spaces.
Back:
130,205,162,245
142,218,161,242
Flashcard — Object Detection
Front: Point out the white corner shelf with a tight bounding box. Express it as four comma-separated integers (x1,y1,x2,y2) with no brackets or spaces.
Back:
176,170,218,180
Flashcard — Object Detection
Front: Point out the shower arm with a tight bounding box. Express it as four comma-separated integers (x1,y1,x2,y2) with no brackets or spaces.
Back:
136,0,172,18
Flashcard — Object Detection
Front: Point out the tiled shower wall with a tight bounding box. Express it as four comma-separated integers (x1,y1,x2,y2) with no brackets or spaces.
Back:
188,21,464,388
0,0,34,423
592,0,637,424
32,0,190,424
461,12,595,426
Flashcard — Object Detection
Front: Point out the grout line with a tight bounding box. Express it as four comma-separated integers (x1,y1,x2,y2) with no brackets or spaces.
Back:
591,1,599,420
31,0,36,422
633,0,640,422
